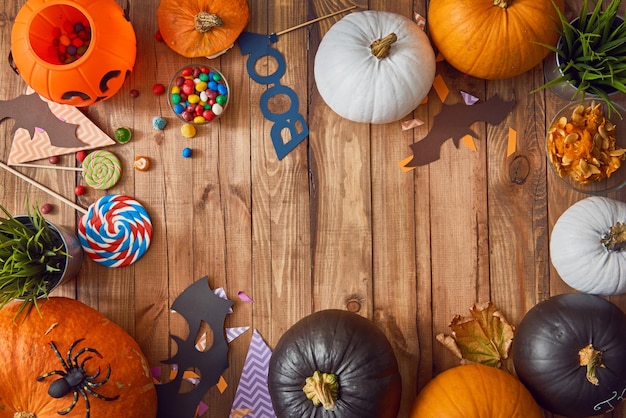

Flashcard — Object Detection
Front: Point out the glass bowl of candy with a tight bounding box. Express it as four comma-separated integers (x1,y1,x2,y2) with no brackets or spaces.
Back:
546,99,626,194
167,64,229,125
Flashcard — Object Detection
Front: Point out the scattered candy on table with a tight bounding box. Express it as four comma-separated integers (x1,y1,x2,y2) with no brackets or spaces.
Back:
50,20,91,64
74,184,86,196
152,116,167,130
76,150,87,162
169,65,229,124
114,126,132,143
134,156,150,171
180,123,197,138
82,150,122,190
182,147,192,158
78,194,153,268
155,30,164,42
153,83,166,95
130,89,140,98
40,203,53,214
48,156,60,165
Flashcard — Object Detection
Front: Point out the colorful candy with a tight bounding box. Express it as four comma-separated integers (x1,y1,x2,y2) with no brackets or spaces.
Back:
181,123,197,138
134,156,150,171
152,116,167,130
169,65,229,124
114,126,132,143
153,83,166,95
50,19,91,64
78,194,153,268
82,150,122,190
76,150,87,162
182,147,193,158
40,203,53,214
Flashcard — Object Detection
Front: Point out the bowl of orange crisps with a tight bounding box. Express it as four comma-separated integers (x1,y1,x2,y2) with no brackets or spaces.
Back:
547,100,626,194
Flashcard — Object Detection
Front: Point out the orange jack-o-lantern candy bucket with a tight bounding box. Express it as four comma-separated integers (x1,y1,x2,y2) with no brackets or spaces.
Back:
11,0,136,106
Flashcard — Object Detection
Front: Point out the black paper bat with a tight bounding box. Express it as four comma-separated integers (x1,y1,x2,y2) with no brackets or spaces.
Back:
0,93,87,148
404,94,516,167
156,277,234,418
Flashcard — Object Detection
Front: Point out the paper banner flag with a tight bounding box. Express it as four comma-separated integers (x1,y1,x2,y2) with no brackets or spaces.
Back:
507,127,517,157
461,134,477,151
237,291,254,303
229,329,275,417
227,326,250,343
214,287,234,313
413,12,426,29
402,119,424,131
196,402,209,417
217,376,228,393
461,91,479,105
5,92,116,164
432,74,449,103
231,409,253,418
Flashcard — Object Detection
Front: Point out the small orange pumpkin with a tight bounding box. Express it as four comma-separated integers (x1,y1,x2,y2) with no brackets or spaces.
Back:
157,0,250,58
409,364,543,418
11,0,136,106
0,297,157,418
427,0,565,80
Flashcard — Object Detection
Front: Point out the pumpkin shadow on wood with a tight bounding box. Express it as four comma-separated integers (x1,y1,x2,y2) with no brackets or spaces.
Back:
156,277,234,418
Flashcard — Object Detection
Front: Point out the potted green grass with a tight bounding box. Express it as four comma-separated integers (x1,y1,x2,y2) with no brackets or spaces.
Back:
536,0,626,115
0,202,82,318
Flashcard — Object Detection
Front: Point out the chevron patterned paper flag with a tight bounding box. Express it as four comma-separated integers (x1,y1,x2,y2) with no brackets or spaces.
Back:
7,91,116,164
229,329,275,417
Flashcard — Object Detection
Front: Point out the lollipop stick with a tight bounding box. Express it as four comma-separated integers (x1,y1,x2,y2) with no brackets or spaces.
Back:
0,161,87,214
273,5,357,37
11,163,83,172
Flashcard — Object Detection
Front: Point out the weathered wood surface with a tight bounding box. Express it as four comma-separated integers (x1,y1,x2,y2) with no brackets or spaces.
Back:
1,0,626,417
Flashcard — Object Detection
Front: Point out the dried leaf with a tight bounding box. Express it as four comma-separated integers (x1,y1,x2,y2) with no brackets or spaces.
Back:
437,301,514,368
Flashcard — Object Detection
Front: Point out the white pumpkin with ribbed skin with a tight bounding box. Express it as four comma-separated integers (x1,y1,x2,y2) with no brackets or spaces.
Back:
314,10,436,124
550,196,626,295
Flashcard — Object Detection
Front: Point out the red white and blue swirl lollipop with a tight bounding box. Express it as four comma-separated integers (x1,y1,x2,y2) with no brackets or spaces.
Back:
78,194,152,267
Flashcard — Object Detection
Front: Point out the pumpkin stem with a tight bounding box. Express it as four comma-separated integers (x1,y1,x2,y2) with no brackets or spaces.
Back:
194,12,224,33
493,0,509,8
303,370,339,410
370,33,398,59
600,222,626,251
578,343,605,385
14,413,36,418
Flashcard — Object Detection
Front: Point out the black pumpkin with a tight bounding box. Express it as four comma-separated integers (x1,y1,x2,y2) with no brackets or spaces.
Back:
268,309,402,418
512,293,626,417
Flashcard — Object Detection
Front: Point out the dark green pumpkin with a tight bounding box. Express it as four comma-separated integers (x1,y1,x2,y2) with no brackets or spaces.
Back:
268,309,402,418
512,293,626,417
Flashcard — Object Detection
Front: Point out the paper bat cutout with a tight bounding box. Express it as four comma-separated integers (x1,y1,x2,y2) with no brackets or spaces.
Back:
403,94,516,167
0,93,87,148
156,277,234,418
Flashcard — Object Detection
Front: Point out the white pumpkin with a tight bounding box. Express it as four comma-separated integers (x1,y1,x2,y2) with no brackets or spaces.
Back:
314,10,436,124
550,196,626,295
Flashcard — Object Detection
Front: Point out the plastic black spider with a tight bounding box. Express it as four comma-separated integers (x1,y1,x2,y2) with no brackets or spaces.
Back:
36,338,120,418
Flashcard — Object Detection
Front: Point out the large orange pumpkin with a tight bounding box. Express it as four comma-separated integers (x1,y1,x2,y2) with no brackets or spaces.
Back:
11,0,136,106
427,0,565,80
409,364,543,417
0,297,157,418
157,0,250,58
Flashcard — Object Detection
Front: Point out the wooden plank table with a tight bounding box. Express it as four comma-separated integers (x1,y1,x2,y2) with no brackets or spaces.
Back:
1,0,626,417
